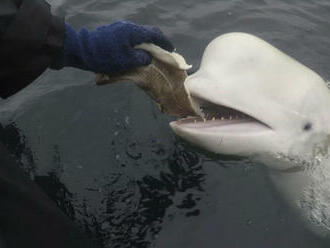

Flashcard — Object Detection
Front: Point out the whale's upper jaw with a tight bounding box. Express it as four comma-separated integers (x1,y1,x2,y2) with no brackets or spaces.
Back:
171,94,272,129
172,94,272,131
170,32,330,158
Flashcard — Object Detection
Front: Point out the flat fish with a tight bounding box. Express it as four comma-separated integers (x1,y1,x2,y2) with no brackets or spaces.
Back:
95,44,196,117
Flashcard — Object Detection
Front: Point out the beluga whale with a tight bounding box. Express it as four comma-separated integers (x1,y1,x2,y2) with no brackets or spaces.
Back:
171,33,330,237
97,33,330,237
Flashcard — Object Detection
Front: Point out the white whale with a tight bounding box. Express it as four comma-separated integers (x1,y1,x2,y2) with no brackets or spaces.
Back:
170,33,330,237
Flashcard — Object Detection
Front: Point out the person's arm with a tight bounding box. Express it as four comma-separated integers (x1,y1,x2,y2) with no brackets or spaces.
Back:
0,3,98,246
0,0,64,98
0,0,174,99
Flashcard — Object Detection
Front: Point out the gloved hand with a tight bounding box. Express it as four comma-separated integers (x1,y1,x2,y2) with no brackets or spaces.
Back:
62,21,174,73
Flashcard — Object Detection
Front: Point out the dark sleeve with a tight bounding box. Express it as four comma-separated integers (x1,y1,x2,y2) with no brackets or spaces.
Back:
0,0,65,99
0,140,99,248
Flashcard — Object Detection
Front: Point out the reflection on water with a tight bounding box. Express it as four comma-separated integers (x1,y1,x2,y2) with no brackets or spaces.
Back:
0,123,35,176
0,121,205,247
35,173,76,221
97,144,204,247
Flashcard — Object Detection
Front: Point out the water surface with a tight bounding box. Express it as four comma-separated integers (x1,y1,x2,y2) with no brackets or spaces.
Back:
2,0,330,247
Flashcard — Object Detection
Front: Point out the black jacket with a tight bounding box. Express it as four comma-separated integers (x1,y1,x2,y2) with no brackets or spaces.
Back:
0,0,65,98
0,1,99,247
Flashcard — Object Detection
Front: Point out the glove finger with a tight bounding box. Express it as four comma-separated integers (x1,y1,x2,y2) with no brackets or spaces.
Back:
134,49,152,66
143,25,163,35
141,26,174,52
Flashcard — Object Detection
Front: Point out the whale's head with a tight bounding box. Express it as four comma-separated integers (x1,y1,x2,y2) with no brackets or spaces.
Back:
170,33,330,170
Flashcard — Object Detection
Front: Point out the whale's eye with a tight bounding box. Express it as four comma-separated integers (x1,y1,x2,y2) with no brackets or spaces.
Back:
303,122,312,131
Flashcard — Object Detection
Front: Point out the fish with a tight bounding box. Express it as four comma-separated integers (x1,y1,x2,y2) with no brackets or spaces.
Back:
95,44,196,117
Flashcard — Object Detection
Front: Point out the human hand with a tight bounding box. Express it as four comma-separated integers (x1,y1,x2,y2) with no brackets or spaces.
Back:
62,21,174,73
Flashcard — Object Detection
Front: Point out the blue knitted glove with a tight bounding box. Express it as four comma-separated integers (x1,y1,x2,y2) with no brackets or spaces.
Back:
62,21,174,73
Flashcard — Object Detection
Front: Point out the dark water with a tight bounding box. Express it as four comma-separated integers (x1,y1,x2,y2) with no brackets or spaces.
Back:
2,0,330,247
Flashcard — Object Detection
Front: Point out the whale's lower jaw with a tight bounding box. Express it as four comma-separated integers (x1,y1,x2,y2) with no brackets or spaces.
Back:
169,94,275,156
170,118,270,135
170,119,275,156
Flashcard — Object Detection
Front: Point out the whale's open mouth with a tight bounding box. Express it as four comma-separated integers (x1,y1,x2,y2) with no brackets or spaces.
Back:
171,95,272,132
